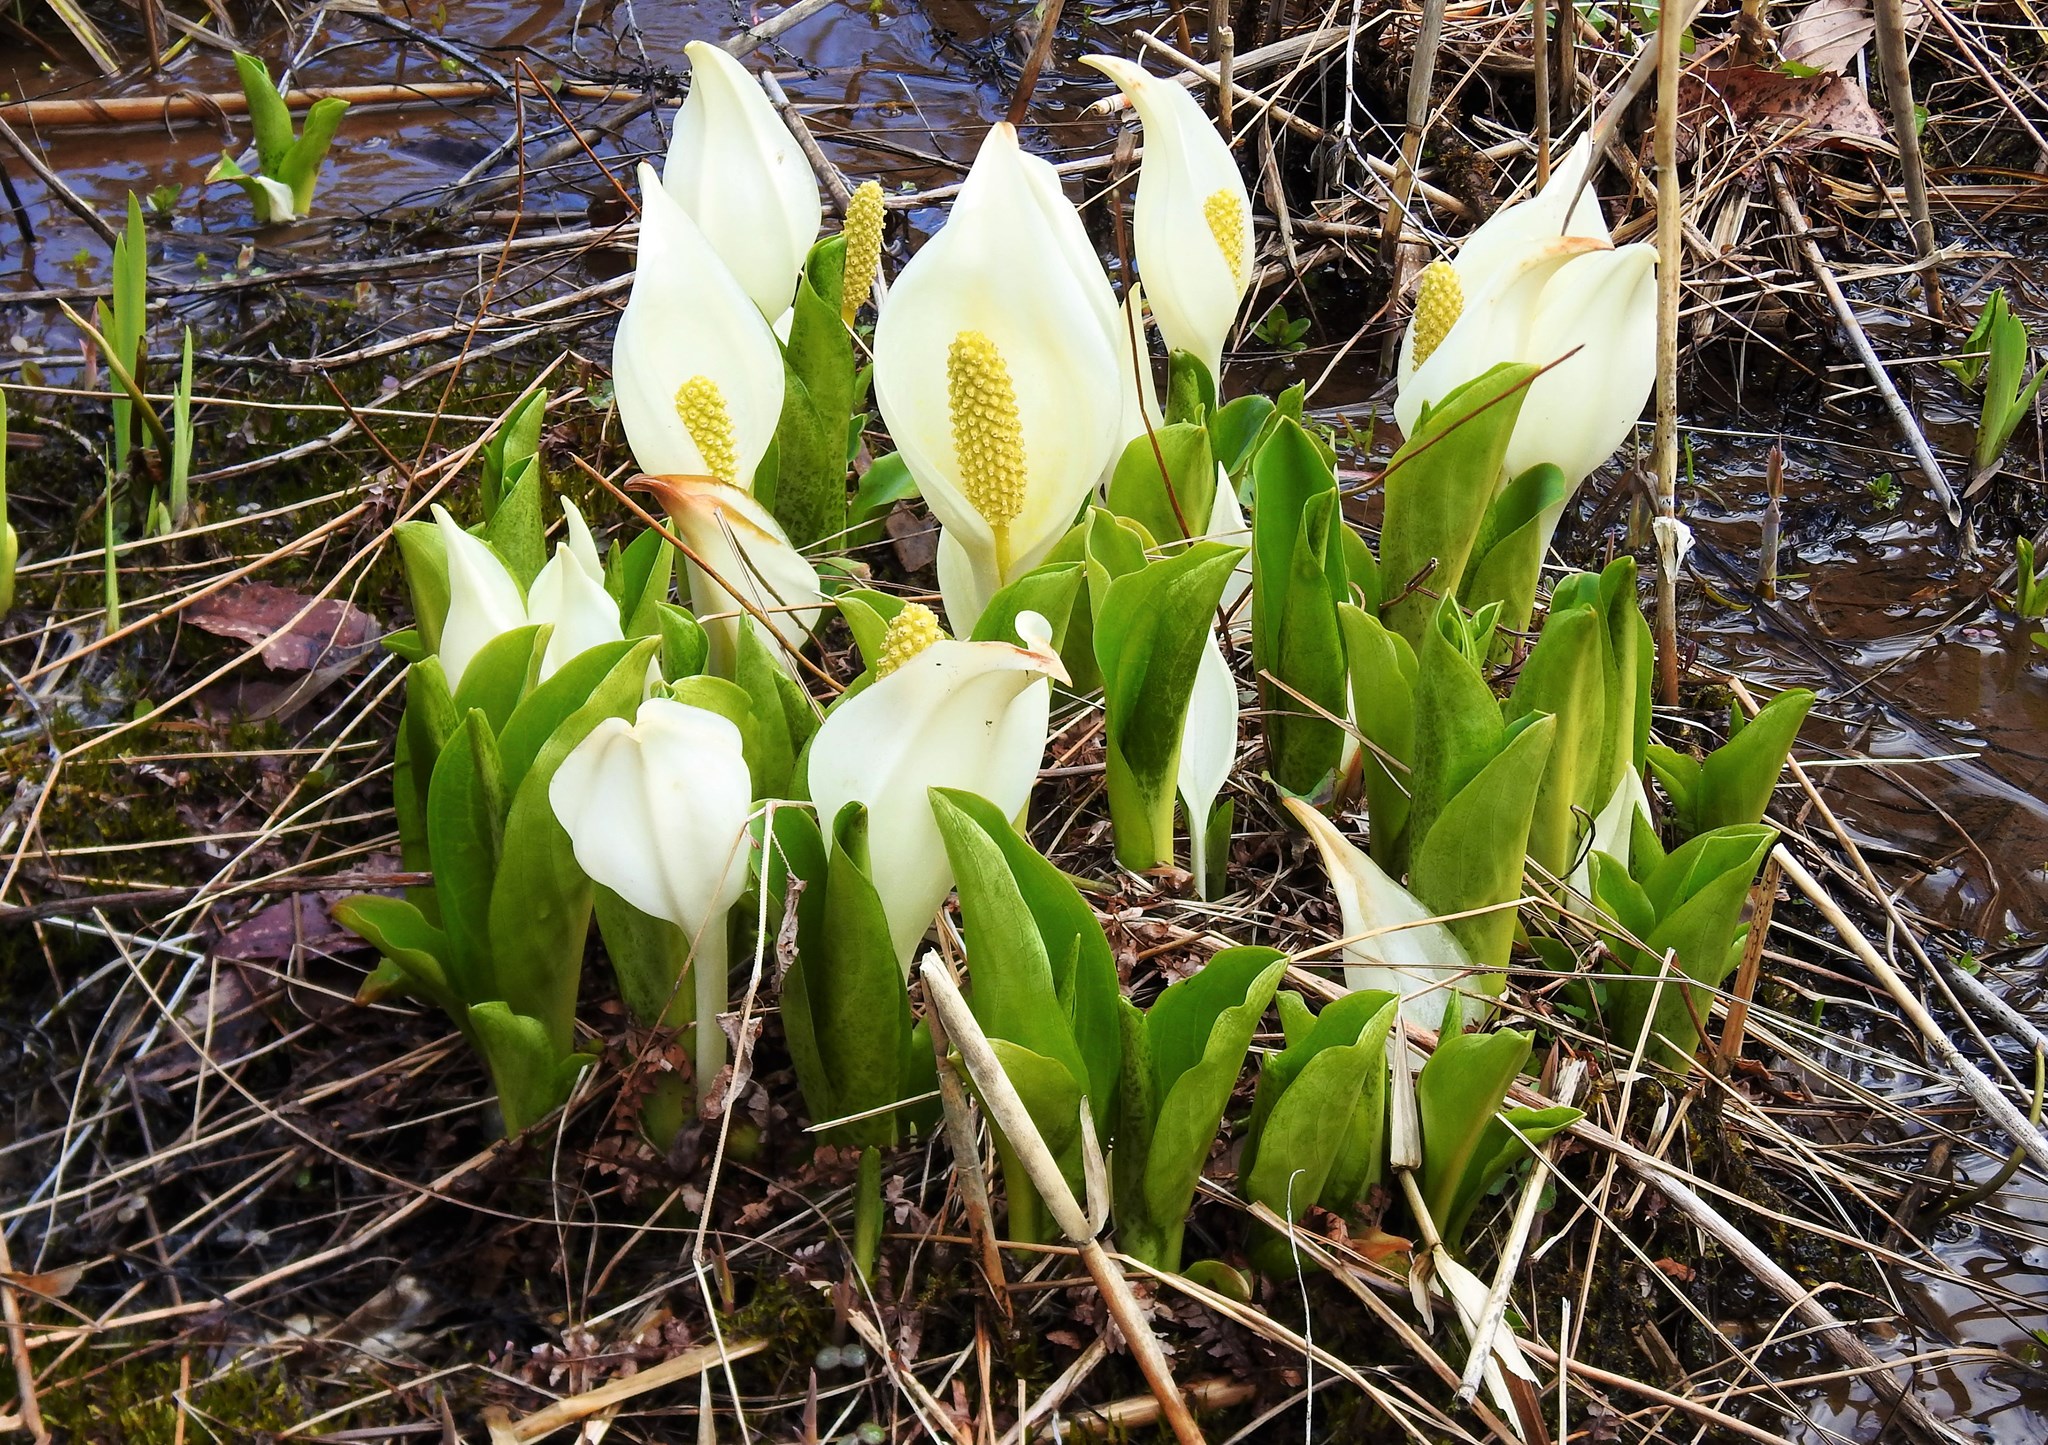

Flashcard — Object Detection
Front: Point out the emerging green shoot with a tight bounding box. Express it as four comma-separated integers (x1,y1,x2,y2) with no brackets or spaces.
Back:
1944,289,2047,476
209,53,351,224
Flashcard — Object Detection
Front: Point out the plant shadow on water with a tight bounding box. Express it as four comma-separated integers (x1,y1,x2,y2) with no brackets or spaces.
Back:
3,0,2048,1440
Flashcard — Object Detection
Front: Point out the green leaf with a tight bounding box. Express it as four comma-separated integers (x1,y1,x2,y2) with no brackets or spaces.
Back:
1403,600,1506,866
1439,1104,1580,1245
1379,362,1539,645
279,95,349,214
610,527,675,638
449,623,543,735
1105,423,1217,546
834,588,907,675
1165,349,1216,424
232,53,293,174
481,388,547,515
331,894,462,1021
495,638,635,792
1417,1022,1533,1243
486,638,660,1051
930,788,1121,1124
972,562,1083,655
655,601,710,682
1250,420,1348,794
1209,394,1275,478
771,236,855,548
1133,948,1287,1270
424,709,507,1002
1243,993,1397,1219
1461,463,1570,639
1409,714,1556,994
394,520,450,658
468,1001,593,1137
847,451,917,548
1339,604,1416,869
1095,542,1243,870
1505,604,1606,881
981,1038,1087,1244
484,471,547,590
735,624,805,800
929,789,1091,1097
1694,689,1812,834
784,803,914,1147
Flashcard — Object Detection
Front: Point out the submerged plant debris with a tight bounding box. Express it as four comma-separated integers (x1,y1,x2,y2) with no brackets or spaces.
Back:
2,1,2047,1443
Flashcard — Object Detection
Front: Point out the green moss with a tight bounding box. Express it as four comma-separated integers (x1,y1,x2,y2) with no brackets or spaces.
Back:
40,1348,319,1442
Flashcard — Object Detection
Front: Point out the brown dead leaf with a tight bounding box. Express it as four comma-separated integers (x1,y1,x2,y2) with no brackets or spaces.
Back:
884,501,939,573
1,1262,85,1299
1780,0,1929,75
1653,1257,1699,1283
1679,63,1889,158
186,582,380,672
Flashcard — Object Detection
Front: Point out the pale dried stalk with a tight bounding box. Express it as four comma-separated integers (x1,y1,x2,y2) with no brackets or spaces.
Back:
1870,0,1939,287
489,1339,769,1444
1651,0,1684,706
917,961,1206,1445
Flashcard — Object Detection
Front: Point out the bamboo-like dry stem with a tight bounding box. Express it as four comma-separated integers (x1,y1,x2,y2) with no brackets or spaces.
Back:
1651,0,1685,707
1379,0,1448,265
1870,0,1941,306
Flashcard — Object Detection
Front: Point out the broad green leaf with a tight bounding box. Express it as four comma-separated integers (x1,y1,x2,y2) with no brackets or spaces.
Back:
1506,604,1605,880
1439,1103,1581,1245
1106,422,1217,546
973,562,1084,655
423,709,505,1002
1403,600,1505,865
331,894,461,1020
1095,542,1244,870
394,520,450,657
847,451,917,548
772,236,856,548
233,52,293,173
1210,394,1275,478
656,601,710,681
451,623,544,734
1694,689,1813,834
835,588,907,674
486,639,660,1051
1165,349,1216,423
468,1001,593,1137
1138,950,1287,1270
280,95,349,213
1417,1022,1533,1241
1243,994,1397,1219
610,527,676,638
1461,463,1569,640
1379,361,1539,644
1339,604,1416,870
735,624,804,800
481,388,547,514
484,471,547,589
931,789,1120,1128
929,790,1090,1093
1409,714,1556,990
1251,420,1348,793
982,1038,1087,1245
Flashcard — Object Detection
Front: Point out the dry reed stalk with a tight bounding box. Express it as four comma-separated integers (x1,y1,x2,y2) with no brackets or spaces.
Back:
1651,0,1685,707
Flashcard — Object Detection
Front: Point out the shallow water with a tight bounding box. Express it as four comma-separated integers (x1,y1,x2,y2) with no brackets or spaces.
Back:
4,0,2047,1437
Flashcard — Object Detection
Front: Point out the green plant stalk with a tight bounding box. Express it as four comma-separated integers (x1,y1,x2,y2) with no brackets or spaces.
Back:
60,300,173,458
854,1144,883,1284
169,327,195,525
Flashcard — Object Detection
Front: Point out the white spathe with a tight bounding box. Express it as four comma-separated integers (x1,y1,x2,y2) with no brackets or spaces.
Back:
1389,139,1657,539
873,123,1122,635
637,474,824,676
549,697,755,1080
1569,768,1652,902
1179,624,1238,897
664,40,823,320
612,162,786,487
1284,798,1477,1030
526,498,625,679
807,612,1068,966
433,504,527,695
1082,55,1252,383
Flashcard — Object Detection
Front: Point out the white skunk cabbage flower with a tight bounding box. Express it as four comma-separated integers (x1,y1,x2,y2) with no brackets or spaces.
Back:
433,504,527,694
549,697,755,1088
1284,797,1476,1030
1178,625,1238,897
664,39,822,319
874,124,1122,634
808,606,1068,966
613,162,786,490
526,498,625,679
1569,768,1652,902
1394,138,1656,516
1081,55,1253,383
638,474,823,676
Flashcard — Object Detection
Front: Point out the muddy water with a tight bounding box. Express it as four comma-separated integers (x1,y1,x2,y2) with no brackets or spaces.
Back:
5,0,2048,1438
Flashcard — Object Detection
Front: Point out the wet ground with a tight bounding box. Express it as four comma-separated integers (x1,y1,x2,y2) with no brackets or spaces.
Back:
4,0,2048,1437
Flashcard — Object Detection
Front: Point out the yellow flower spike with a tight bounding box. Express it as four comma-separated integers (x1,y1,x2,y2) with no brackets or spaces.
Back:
945,329,1028,573
673,375,738,486
841,181,886,324
1203,187,1246,282
875,601,946,678
1411,261,1462,367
